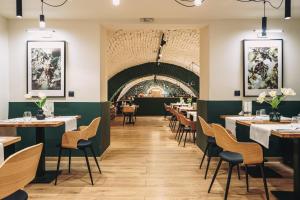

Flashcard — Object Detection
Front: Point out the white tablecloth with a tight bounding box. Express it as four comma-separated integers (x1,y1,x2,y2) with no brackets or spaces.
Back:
178,106,194,112
250,123,300,148
225,116,269,137
0,116,78,132
187,111,197,122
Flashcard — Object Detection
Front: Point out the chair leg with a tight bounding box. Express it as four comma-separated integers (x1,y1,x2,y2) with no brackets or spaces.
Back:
259,164,269,200
178,130,184,146
245,165,249,192
82,148,94,185
200,143,209,169
68,149,72,174
183,130,188,147
208,158,222,193
54,147,62,185
123,115,126,126
90,145,102,174
193,131,196,144
237,164,241,180
224,163,234,200
205,155,212,179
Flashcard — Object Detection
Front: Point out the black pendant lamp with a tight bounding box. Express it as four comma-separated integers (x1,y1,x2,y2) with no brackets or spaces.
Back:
285,0,291,19
16,0,22,18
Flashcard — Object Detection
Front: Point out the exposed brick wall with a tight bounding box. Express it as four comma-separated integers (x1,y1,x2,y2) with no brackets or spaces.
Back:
106,29,200,78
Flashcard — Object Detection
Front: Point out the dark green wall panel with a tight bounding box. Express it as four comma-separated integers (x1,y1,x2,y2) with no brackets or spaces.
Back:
9,102,110,157
108,62,200,100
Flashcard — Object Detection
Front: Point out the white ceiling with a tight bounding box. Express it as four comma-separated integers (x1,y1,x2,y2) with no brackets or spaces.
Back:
0,0,299,21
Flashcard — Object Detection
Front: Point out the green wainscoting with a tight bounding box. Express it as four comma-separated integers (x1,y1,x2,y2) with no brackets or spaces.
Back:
196,100,300,161
8,102,110,157
108,62,200,100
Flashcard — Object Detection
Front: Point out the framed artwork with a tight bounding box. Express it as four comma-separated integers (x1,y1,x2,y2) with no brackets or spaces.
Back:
27,41,66,97
243,39,283,97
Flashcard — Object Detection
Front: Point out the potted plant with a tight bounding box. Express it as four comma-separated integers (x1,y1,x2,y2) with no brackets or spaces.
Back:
257,88,296,122
24,92,47,120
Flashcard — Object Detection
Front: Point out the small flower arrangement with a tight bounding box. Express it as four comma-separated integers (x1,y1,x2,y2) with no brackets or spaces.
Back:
24,92,47,120
24,92,47,109
257,88,296,122
187,97,193,104
257,88,296,109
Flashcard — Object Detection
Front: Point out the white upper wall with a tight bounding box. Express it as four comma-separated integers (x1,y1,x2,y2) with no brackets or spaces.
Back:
8,20,101,102
0,16,9,119
207,19,300,100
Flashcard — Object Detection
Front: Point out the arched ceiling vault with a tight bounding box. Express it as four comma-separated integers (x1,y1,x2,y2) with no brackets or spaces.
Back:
106,29,200,78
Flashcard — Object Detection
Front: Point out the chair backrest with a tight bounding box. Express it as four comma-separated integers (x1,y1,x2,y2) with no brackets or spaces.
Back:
198,116,214,137
164,103,171,112
0,143,43,199
180,114,196,130
61,117,101,149
211,123,263,165
80,117,101,140
122,106,135,113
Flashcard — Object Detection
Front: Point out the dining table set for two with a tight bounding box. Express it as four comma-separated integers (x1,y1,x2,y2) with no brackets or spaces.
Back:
221,113,300,199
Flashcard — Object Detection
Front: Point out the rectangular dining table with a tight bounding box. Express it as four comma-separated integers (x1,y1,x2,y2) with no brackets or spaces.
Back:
221,115,300,199
0,116,80,183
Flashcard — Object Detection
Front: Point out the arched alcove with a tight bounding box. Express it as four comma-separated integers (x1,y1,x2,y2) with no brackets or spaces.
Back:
108,62,200,101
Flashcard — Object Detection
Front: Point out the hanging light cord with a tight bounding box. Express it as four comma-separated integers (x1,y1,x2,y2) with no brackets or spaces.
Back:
174,0,206,7
42,0,69,8
236,0,284,10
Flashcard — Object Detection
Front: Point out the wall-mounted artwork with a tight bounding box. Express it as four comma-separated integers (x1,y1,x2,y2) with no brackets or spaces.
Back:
27,41,66,97
243,39,283,97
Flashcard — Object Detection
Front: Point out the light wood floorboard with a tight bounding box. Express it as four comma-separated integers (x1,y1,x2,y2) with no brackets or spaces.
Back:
25,116,293,199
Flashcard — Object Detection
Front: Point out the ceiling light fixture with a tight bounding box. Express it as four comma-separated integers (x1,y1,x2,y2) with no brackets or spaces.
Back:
174,0,205,7
38,0,69,29
156,33,167,66
237,0,290,36
285,0,291,19
16,0,22,18
112,0,120,6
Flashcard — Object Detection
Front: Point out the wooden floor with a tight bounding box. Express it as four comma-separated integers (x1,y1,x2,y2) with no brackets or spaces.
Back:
26,116,293,199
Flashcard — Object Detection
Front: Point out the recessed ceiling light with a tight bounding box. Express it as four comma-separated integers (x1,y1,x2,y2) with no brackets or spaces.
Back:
112,0,120,6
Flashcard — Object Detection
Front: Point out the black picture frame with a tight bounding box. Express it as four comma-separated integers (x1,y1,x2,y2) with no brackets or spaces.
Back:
27,41,66,97
243,39,283,97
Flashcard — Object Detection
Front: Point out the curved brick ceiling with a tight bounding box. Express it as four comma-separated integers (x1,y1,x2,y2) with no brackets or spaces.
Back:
106,29,200,78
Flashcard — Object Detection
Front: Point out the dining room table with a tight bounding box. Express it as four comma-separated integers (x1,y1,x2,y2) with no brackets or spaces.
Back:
0,136,21,162
0,115,81,183
221,115,300,199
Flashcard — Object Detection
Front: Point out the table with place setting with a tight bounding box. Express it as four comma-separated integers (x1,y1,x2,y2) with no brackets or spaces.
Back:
0,115,81,183
221,114,300,199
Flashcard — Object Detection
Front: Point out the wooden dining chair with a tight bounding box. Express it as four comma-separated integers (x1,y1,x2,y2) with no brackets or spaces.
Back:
178,114,196,147
198,116,217,179
122,105,136,126
55,117,101,185
198,116,241,180
164,103,171,119
0,143,43,200
209,124,269,200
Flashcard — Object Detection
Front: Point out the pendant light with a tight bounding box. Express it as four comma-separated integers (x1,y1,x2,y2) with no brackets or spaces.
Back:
16,0,22,18
285,0,291,19
39,0,46,28
262,1,267,37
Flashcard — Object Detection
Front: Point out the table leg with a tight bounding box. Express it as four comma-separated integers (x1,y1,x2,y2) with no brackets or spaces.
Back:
272,138,300,200
33,127,61,183
294,139,300,199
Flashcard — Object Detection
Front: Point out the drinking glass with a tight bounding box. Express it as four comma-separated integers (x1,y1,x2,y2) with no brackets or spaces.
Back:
260,109,266,116
23,111,32,122
256,110,261,116
291,116,299,129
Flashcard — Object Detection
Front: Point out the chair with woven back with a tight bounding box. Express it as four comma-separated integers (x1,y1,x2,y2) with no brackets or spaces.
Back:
177,113,196,147
0,143,43,200
209,123,269,200
55,117,101,185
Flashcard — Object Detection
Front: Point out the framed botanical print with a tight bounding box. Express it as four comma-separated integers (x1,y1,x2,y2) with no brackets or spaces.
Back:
243,39,283,97
27,41,66,97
